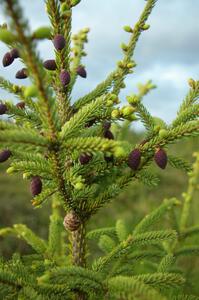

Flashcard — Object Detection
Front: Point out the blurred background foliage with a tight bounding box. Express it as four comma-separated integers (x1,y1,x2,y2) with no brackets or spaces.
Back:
1,125,198,259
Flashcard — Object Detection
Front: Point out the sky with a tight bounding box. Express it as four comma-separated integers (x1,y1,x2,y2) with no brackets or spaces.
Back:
0,0,198,126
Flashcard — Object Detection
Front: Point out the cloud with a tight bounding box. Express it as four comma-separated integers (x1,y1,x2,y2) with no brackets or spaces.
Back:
0,0,198,123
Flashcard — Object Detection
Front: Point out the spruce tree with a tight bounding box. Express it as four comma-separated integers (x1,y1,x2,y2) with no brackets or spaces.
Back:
0,0,198,299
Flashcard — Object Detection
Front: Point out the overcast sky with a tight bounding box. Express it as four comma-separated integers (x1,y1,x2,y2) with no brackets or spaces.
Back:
0,0,198,126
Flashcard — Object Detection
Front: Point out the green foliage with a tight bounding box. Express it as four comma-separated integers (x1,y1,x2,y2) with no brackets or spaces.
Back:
0,0,198,299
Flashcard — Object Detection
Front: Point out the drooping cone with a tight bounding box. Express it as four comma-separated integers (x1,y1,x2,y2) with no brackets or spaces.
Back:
0,103,7,115
77,66,87,78
79,153,92,165
16,101,25,109
104,130,114,140
43,59,57,70
30,176,42,196
53,34,66,51
16,68,28,79
154,148,167,169
0,149,12,163
63,211,81,231
10,48,19,59
60,70,71,86
2,52,14,67
128,148,141,170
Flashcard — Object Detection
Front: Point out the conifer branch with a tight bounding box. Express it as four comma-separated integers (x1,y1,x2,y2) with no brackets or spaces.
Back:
180,152,199,230
2,0,57,138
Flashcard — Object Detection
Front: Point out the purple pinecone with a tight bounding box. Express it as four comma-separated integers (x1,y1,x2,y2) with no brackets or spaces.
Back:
79,153,93,165
30,176,42,196
104,130,114,140
60,70,71,86
43,59,57,70
154,148,167,169
0,103,7,115
0,150,12,163
128,149,141,171
85,118,96,127
16,102,25,109
16,68,28,79
77,66,87,78
53,34,66,51
10,48,19,59
2,52,14,67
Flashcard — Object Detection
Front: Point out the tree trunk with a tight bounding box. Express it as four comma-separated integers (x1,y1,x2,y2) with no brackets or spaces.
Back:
71,222,86,300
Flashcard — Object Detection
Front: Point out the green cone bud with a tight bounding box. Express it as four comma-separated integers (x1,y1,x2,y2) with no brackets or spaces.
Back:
71,0,81,7
121,43,128,51
114,147,126,158
188,78,196,89
126,95,140,105
74,182,84,190
159,129,168,138
60,3,70,13
107,100,113,107
122,106,135,117
24,85,38,98
0,29,16,44
123,25,133,33
23,172,31,180
142,24,150,30
82,27,90,33
154,125,161,133
152,117,167,129
33,27,52,39
111,109,120,118
6,167,15,174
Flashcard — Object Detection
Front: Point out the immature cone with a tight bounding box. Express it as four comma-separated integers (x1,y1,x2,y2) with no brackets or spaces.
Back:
16,102,25,109
60,70,71,86
128,148,141,170
0,150,12,163
77,66,87,78
16,68,28,79
30,176,42,196
154,148,167,169
53,34,66,50
24,85,38,98
2,52,14,67
43,59,57,70
104,130,114,140
0,103,7,115
79,153,93,165
33,26,51,40
63,211,81,231
10,48,19,59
